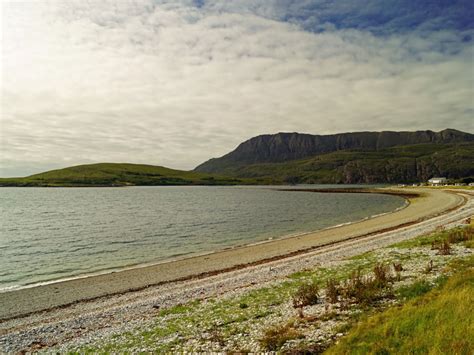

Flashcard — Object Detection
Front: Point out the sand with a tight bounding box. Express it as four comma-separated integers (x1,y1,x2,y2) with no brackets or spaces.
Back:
0,188,465,320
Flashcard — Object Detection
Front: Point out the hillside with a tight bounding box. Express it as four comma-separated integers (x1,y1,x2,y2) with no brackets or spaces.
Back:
194,129,474,184
0,163,247,187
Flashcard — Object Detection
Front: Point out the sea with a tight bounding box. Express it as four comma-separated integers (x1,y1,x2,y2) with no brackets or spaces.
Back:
0,185,406,291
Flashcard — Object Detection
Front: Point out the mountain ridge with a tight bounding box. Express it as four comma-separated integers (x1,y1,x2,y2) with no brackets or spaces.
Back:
1,129,472,186
195,129,474,173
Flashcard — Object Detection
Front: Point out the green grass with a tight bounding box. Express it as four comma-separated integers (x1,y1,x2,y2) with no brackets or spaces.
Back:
391,225,473,249
396,279,437,301
0,163,255,187
69,227,474,353
325,261,474,355
72,255,382,353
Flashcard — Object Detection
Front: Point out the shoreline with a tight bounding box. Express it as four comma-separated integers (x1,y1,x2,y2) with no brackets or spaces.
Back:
0,188,464,320
0,190,409,294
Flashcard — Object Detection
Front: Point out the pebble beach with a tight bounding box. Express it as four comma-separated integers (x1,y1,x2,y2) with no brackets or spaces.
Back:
1,188,472,353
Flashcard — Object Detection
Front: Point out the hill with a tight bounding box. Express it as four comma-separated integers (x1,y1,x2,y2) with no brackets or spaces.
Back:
0,163,247,187
194,129,474,184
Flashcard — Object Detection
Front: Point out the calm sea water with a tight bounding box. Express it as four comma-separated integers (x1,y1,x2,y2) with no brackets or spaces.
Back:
0,186,405,290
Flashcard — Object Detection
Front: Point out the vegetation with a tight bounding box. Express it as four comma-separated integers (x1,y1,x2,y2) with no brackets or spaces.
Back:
0,163,255,187
337,263,394,308
292,281,320,317
326,269,474,355
195,142,474,184
3,137,473,187
393,225,474,250
68,224,474,353
259,322,303,351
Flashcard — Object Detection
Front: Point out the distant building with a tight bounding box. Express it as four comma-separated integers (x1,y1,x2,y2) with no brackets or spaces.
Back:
469,182,474,187
428,177,447,186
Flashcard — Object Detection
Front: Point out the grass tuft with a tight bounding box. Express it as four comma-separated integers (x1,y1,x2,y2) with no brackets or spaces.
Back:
259,323,304,351
325,278,341,304
292,281,320,318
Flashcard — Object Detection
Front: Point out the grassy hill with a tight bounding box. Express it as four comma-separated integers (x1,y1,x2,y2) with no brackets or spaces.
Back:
0,163,251,187
200,143,474,184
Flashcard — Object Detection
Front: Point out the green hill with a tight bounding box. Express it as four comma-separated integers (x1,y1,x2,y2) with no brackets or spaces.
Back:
2,129,473,186
0,163,249,187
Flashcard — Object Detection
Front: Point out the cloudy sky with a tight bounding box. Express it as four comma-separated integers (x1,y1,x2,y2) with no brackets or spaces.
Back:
1,0,473,176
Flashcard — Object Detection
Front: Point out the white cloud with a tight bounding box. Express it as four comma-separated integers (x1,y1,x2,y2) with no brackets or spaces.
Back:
1,0,473,176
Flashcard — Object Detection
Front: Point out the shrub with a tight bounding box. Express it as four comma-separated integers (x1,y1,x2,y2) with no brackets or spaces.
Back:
393,262,403,281
373,263,392,288
284,342,327,354
293,281,320,318
326,278,341,304
424,260,434,274
392,262,403,272
437,240,452,255
260,323,303,351
447,226,473,244
341,264,393,306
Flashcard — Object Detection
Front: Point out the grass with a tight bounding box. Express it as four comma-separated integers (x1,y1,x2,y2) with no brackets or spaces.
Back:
325,267,474,355
259,322,304,351
338,263,394,308
0,163,254,187
69,225,474,353
72,255,382,353
392,225,473,249
292,281,320,317
396,280,435,300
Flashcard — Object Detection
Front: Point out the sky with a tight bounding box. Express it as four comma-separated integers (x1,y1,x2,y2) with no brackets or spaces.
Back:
1,0,473,177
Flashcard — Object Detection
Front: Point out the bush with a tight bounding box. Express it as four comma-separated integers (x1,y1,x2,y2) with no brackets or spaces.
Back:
341,264,393,306
392,262,403,272
424,260,434,274
447,226,473,244
393,262,403,281
293,281,320,317
437,240,452,255
373,263,392,288
260,323,303,351
326,278,341,304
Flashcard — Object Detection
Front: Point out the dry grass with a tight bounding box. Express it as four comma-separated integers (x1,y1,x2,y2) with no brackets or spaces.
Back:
292,281,319,318
259,322,304,351
325,278,341,304
340,264,394,307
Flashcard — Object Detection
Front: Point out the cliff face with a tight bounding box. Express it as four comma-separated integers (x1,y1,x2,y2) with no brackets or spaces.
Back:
194,129,474,183
195,129,474,173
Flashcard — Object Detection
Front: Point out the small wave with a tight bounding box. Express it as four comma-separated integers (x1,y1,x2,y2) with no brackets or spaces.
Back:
0,284,22,293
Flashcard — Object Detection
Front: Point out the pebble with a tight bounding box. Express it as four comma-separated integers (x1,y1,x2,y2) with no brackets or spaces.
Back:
0,196,472,353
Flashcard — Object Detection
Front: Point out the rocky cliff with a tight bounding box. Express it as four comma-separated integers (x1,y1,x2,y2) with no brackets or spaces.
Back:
194,129,474,183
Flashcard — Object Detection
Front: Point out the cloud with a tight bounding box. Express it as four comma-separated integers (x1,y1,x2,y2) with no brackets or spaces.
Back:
1,0,473,176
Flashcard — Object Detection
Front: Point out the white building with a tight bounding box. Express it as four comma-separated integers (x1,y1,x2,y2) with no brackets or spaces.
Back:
428,177,447,186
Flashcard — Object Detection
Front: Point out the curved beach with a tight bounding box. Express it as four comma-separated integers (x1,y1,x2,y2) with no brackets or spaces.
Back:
0,187,465,321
